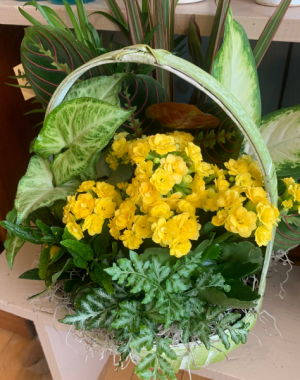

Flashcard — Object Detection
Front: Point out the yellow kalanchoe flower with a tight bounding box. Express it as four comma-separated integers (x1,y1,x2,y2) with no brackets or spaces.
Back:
128,140,151,164
94,197,116,219
245,187,269,205
72,193,95,219
255,225,273,247
171,131,194,151
113,199,136,230
148,134,177,155
283,177,295,187
288,184,300,202
82,214,104,236
66,221,84,240
150,168,175,195
160,154,189,184
185,142,202,164
256,203,279,230
106,152,118,170
135,160,153,177
77,180,95,193
92,182,117,199
224,158,249,176
169,236,192,258
282,199,293,210
111,136,130,159
132,215,152,239
225,207,257,238
212,210,229,227
120,230,143,250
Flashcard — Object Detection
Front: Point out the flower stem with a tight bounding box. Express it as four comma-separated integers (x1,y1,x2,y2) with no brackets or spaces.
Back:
212,231,234,245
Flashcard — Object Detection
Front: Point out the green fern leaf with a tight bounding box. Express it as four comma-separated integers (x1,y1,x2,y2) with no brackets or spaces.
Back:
194,321,211,350
156,338,177,360
215,326,231,350
157,356,176,380
130,326,154,352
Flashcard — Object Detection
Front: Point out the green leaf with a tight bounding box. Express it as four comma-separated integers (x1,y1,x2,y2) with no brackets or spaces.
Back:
212,8,261,126
205,0,231,74
194,321,211,350
0,221,43,245
3,207,25,269
140,248,175,266
228,321,250,344
61,240,94,261
196,270,230,292
157,356,176,380
36,220,52,235
225,279,260,302
156,339,177,360
62,227,78,241
19,268,42,280
34,98,131,186
105,164,134,186
220,241,263,266
112,301,140,332
64,74,125,107
124,0,145,44
45,257,74,287
253,0,292,67
51,226,64,243
130,326,154,352
220,262,261,279
193,236,214,255
52,257,74,283
14,155,80,222
39,246,51,279
198,287,259,309
91,263,114,294
135,353,156,374
93,223,111,257
245,104,300,177
215,326,231,350
201,244,221,261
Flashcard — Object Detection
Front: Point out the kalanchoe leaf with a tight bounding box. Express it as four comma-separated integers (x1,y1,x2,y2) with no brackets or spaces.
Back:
220,241,263,266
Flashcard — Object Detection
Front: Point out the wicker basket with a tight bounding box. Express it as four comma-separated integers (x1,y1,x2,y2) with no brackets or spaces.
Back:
46,45,277,371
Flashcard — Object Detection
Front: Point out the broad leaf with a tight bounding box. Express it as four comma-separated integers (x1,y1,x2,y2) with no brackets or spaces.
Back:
39,246,51,279
14,155,80,222
61,240,94,261
21,26,102,107
245,105,300,177
19,268,42,280
34,98,131,186
220,242,263,266
0,221,43,245
212,8,261,126
196,103,244,164
64,74,125,107
199,287,259,309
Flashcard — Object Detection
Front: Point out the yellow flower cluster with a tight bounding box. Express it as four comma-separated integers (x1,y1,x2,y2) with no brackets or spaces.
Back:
62,181,121,240
280,177,300,214
103,132,279,255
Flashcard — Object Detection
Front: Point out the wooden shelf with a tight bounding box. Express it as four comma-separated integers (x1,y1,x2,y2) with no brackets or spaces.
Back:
1,0,300,42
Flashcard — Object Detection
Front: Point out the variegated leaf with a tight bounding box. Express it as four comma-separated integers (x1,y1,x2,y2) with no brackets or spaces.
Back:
15,155,80,223
34,98,131,186
212,8,261,126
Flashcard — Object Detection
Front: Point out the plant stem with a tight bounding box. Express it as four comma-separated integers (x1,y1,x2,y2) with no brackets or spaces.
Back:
212,231,234,245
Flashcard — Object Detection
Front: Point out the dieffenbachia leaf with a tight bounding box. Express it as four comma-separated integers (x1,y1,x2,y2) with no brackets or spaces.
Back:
245,104,300,178
21,25,103,107
34,98,132,186
196,103,243,164
63,74,126,106
14,155,80,222
212,8,261,126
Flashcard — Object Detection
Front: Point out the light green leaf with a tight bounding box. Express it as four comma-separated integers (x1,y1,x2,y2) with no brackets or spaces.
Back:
34,98,131,186
61,239,94,261
212,8,261,126
14,156,80,223
245,104,300,177
64,74,125,107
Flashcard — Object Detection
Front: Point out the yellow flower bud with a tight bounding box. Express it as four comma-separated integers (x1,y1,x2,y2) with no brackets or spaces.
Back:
255,225,273,247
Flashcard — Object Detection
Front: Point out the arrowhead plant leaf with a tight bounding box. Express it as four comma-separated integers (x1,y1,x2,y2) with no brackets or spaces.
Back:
212,8,261,127
34,97,132,186
14,155,80,222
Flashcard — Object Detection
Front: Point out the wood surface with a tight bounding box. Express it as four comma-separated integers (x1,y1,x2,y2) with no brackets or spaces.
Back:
1,0,300,42
100,356,209,380
0,327,50,380
0,310,36,339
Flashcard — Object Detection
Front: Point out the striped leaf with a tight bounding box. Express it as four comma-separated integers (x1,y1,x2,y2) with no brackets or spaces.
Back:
196,103,243,165
274,215,300,251
124,0,144,44
21,26,103,107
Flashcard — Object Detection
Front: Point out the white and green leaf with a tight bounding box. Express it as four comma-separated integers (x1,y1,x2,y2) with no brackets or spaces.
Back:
63,74,125,106
34,97,131,186
212,8,261,126
245,104,300,177
15,155,80,223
